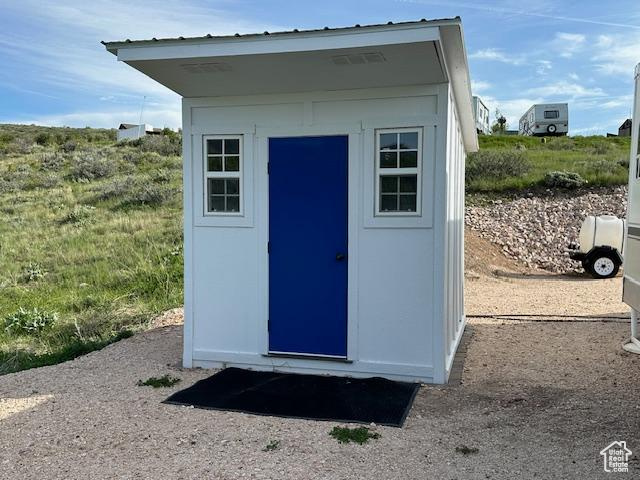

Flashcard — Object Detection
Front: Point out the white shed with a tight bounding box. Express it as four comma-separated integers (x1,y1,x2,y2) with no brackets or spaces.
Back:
104,17,478,383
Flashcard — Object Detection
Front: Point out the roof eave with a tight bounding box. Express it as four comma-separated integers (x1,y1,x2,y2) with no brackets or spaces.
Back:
101,17,461,55
438,22,479,153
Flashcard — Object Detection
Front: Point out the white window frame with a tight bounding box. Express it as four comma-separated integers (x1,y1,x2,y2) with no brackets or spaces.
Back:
203,134,243,216
374,127,423,217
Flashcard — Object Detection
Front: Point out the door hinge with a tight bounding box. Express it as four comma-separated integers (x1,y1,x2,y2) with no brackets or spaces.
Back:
267,162,270,174
267,241,270,254
267,318,271,332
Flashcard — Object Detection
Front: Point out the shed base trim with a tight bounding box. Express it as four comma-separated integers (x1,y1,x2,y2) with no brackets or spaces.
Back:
190,350,436,383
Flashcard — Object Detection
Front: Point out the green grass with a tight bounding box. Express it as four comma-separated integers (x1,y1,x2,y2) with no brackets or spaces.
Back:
0,124,183,375
329,426,381,444
136,374,181,388
468,135,631,192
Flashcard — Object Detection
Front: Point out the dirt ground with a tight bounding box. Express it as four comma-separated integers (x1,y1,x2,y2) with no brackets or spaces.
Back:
1,233,638,479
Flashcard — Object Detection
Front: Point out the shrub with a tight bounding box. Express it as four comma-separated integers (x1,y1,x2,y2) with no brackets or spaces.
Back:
93,176,137,201
36,173,62,189
126,135,182,156
544,138,575,150
62,204,96,226
618,157,630,168
61,140,77,153
35,132,52,146
543,171,586,189
128,184,177,206
3,308,58,335
69,151,115,181
21,262,46,283
122,150,164,165
40,152,66,171
466,150,531,182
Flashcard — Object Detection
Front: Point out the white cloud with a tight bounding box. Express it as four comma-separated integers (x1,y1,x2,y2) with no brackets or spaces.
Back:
527,81,605,99
592,33,640,76
536,60,552,75
555,32,586,58
481,96,544,128
568,72,580,81
469,48,525,65
0,1,285,128
471,80,491,94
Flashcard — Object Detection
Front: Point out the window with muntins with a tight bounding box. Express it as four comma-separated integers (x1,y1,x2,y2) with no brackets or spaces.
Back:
544,110,559,119
375,128,422,215
204,136,242,214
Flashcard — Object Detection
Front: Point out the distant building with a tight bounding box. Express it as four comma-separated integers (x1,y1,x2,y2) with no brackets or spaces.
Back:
472,96,491,135
619,119,632,137
116,123,162,141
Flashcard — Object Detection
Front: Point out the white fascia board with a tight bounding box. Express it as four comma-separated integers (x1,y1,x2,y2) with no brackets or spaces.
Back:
438,23,479,153
113,26,440,62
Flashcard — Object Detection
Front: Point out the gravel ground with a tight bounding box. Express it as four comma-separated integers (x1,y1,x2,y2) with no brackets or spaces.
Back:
466,187,628,273
1,274,638,479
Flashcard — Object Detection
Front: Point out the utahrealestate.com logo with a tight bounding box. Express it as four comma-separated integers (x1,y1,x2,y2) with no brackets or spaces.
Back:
600,441,631,473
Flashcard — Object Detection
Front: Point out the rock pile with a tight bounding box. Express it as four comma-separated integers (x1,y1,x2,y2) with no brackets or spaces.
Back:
465,187,628,273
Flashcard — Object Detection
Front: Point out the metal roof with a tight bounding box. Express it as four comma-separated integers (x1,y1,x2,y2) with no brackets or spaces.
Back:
101,17,460,51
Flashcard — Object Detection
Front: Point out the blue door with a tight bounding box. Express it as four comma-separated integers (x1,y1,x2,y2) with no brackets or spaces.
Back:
268,136,348,357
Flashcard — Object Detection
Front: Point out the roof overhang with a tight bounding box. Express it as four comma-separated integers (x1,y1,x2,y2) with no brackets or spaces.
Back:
104,18,478,151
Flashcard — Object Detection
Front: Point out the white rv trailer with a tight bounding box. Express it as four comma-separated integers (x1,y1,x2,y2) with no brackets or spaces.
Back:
472,96,490,135
518,103,568,136
623,63,640,354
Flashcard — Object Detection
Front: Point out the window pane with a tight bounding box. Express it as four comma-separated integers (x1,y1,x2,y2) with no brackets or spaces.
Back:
208,178,225,194
399,132,418,150
380,176,398,193
399,194,417,211
380,151,397,168
380,194,397,212
399,175,417,193
399,151,418,168
224,156,240,172
225,138,240,154
226,196,240,212
226,178,240,195
207,156,223,172
207,139,222,154
379,133,398,150
544,110,559,119
208,195,225,212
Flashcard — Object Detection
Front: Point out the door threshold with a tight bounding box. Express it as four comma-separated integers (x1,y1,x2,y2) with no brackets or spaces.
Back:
265,351,352,363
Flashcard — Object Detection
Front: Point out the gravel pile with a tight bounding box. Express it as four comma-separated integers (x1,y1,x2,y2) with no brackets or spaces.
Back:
465,187,628,273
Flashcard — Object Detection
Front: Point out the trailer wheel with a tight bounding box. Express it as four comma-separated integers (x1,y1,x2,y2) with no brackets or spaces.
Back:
547,124,557,134
586,251,620,279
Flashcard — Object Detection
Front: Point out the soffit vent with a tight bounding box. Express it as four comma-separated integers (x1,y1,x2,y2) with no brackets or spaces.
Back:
331,52,386,66
180,62,232,73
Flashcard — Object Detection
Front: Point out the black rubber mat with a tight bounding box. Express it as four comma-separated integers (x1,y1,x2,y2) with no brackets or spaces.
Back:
164,367,419,427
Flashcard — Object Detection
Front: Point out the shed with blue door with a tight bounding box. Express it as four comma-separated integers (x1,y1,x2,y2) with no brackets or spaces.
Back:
104,17,478,383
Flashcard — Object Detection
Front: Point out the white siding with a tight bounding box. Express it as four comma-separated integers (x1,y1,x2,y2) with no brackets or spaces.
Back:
443,87,466,378
183,85,450,382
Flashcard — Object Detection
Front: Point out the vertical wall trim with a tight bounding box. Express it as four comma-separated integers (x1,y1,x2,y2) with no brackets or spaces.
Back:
182,99,194,368
431,83,450,383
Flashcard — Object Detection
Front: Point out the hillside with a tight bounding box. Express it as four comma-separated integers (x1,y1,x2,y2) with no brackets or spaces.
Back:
468,134,631,193
0,124,183,374
0,126,633,374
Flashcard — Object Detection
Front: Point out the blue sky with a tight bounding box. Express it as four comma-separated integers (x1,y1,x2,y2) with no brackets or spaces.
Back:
1,0,639,135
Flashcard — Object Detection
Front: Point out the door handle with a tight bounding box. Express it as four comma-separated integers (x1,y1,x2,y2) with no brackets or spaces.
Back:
336,253,346,261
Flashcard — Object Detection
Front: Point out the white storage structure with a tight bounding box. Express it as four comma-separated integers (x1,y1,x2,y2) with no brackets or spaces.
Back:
104,18,478,383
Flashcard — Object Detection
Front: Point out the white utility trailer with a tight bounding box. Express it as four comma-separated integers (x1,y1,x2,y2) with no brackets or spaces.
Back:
518,103,568,136
623,63,640,354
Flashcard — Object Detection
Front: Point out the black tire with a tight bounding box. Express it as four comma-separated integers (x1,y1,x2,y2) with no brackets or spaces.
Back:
586,251,620,279
547,124,557,134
